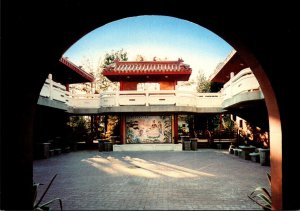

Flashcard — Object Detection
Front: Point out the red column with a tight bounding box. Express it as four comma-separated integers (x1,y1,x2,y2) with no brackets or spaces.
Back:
120,115,125,144
174,114,178,144
220,114,223,130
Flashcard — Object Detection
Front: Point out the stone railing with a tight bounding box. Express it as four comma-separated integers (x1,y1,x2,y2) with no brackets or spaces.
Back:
99,90,222,108
68,94,100,108
222,68,262,101
39,76,69,103
39,69,262,110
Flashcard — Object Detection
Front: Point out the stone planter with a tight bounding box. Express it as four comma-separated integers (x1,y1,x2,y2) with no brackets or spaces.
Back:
258,148,270,166
98,139,105,152
191,139,197,151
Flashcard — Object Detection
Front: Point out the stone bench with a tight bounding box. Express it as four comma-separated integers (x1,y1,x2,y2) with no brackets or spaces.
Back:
63,146,71,153
233,148,242,156
249,152,260,163
239,145,256,160
49,149,55,157
213,139,236,149
53,148,62,155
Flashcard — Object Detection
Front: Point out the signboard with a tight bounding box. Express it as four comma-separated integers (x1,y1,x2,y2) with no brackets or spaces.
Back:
126,115,172,144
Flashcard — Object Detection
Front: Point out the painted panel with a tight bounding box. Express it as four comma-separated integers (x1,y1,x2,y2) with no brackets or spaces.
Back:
126,115,172,144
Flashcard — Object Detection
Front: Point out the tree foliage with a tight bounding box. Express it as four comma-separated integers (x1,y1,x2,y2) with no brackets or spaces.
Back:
80,49,128,93
101,49,128,68
196,71,211,93
222,114,235,131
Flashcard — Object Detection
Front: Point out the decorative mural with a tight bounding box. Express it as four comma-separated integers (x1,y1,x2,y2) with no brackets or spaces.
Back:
126,116,172,144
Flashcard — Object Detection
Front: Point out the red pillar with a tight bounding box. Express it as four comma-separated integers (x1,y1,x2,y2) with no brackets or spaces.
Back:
220,114,223,130
120,115,125,144
174,114,178,144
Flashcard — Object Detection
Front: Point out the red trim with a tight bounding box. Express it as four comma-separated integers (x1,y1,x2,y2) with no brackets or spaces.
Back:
59,57,95,82
209,52,247,83
103,60,192,82
103,71,191,76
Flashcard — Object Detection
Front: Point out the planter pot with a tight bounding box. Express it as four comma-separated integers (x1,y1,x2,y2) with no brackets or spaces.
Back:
258,148,270,166
228,145,235,154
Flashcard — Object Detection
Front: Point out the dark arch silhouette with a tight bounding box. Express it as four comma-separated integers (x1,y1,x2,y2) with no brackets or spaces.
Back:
1,1,298,210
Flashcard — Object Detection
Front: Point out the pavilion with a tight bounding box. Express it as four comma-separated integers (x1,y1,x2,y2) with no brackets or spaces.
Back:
102,58,193,147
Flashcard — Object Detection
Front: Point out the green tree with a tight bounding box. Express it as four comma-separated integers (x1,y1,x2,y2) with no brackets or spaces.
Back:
101,49,128,68
222,114,235,131
81,49,128,93
196,70,211,93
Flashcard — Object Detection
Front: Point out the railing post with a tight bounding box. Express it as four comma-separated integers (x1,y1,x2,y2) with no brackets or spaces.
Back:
230,71,235,98
116,91,119,106
48,73,53,100
146,91,149,106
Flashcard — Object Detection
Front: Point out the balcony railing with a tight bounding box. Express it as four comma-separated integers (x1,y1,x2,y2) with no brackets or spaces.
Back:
99,91,222,107
221,68,263,101
39,69,263,110
40,78,69,103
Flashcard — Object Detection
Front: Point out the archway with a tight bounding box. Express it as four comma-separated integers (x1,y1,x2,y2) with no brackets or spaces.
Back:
2,1,297,210
63,15,282,210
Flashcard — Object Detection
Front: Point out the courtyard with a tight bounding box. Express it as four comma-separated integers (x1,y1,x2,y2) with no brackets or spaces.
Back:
33,149,270,210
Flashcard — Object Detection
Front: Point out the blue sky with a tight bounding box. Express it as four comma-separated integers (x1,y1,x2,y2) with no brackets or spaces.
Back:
63,15,233,80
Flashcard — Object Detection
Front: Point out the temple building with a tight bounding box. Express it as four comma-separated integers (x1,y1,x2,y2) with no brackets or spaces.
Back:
102,58,193,147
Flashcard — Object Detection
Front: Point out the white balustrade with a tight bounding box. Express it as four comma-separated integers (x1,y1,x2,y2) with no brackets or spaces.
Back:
148,90,176,105
68,94,100,108
176,91,198,106
40,83,50,98
39,69,262,110
118,91,147,106
196,93,223,108
222,68,261,100
99,90,222,108
39,78,68,103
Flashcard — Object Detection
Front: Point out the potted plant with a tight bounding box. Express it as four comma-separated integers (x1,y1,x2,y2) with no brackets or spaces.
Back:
248,172,271,210
258,131,270,166
33,174,62,211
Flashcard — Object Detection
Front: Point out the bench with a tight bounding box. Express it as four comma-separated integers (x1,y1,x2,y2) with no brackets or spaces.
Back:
49,149,54,157
190,138,209,148
249,152,260,163
63,146,71,153
53,148,62,155
233,148,242,156
213,139,236,149
239,145,256,160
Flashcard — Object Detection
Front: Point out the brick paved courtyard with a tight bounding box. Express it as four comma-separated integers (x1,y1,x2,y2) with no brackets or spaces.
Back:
33,149,270,210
